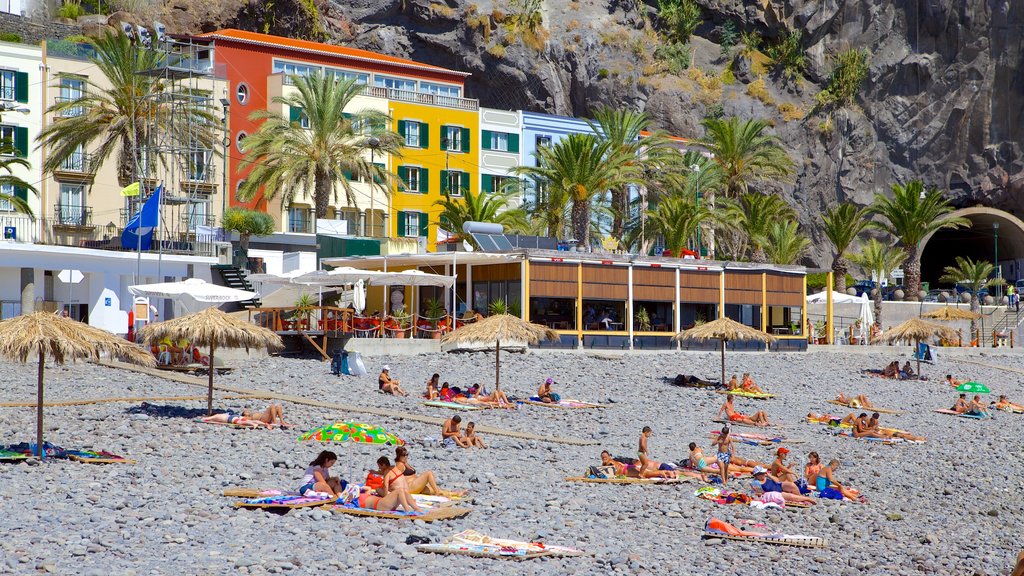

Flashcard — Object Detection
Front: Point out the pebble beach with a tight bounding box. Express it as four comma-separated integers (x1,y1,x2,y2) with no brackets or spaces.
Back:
1,348,1023,575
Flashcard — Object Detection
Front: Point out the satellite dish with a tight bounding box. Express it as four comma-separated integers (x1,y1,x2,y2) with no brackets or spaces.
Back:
153,21,166,42
120,22,135,38
463,240,474,252
136,24,151,47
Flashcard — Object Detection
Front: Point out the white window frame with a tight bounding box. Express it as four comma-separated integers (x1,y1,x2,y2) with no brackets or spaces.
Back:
0,125,14,156
404,121,420,147
235,83,249,105
0,183,14,211
445,126,462,152
490,132,508,151
326,67,369,85
187,200,209,230
58,76,85,117
403,211,420,238
447,171,463,197
60,143,85,172
272,59,322,78
288,206,312,233
58,183,85,225
420,81,461,98
374,75,417,92
405,167,420,193
0,70,14,101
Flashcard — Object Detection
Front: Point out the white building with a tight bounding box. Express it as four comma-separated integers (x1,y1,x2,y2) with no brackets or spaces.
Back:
478,107,523,209
0,40,43,236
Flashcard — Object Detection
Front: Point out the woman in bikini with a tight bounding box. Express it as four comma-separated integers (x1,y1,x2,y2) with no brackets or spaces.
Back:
425,374,441,400
351,479,422,513
385,446,457,496
241,404,290,428
201,412,272,429
806,412,858,426
740,373,763,394
687,442,718,482
804,452,821,487
768,447,800,484
599,451,678,479
717,395,771,426
835,393,872,408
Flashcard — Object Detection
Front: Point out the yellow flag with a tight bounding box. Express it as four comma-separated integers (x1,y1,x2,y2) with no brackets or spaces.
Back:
120,182,141,197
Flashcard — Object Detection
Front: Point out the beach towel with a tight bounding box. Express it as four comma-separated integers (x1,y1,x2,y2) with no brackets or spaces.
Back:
702,516,828,548
234,493,337,509
933,408,988,419
421,401,484,411
2,443,133,463
711,418,778,429
671,374,721,389
0,449,28,462
715,390,775,400
417,530,585,559
523,397,605,409
826,400,902,415
565,475,690,485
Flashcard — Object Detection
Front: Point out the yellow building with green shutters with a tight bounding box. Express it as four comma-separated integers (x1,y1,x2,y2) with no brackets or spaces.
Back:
389,98,479,251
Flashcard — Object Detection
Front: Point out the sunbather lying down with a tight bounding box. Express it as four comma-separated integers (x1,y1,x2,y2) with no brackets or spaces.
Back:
201,412,272,429
992,395,1024,412
600,451,678,478
835,393,873,408
242,404,291,428
806,412,857,426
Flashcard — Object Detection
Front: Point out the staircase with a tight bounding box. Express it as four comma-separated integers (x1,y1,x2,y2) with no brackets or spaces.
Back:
213,264,261,310
991,305,1023,342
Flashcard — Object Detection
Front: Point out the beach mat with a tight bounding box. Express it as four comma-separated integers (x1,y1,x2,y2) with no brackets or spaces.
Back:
564,475,691,485
712,419,780,429
715,390,775,400
826,400,902,414
416,543,554,560
234,493,337,510
331,504,471,521
66,454,136,464
933,408,988,419
0,449,28,462
417,530,585,559
702,517,827,548
422,401,484,411
669,374,721,389
708,429,794,444
521,398,607,409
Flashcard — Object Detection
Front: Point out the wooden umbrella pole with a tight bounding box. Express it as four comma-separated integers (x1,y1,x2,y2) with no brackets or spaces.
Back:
495,338,501,392
720,339,726,387
916,339,921,380
207,338,216,415
36,345,44,459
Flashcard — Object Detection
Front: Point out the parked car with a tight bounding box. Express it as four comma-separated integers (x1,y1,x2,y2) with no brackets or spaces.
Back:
851,281,876,298
923,289,944,302
953,284,988,299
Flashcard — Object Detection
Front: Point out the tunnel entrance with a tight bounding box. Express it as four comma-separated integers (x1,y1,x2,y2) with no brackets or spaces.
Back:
920,208,1024,292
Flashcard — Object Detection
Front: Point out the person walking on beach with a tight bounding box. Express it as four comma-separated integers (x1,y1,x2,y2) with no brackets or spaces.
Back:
636,426,653,476
441,415,471,448
713,426,734,485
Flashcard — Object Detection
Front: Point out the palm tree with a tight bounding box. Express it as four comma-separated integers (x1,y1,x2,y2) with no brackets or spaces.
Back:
0,142,37,217
821,202,871,292
939,256,1004,335
222,208,275,268
761,220,810,265
38,31,218,187
698,116,795,258
238,74,402,219
720,192,795,262
851,238,906,329
514,133,636,249
522,173,570,239
586,107,674,241
870,180,969,298
629,194,711,254
434,188,528,247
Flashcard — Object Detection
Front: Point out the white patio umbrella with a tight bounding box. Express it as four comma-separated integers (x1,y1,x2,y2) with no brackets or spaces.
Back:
246,270,308,285
292,267,385,287
129,278,259,313
353,279,366,314
366,269,456,288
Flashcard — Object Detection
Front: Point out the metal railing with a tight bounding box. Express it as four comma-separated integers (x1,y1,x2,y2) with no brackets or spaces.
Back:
53,96,86,118
57,151,95,174
0,85,14,101
53,204,92,227
361,85,479,111
184,162,216,183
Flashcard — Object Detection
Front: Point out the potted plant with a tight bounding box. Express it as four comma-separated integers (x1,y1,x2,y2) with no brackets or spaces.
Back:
391,305,411,338
635,307,652,332
424,297,447,339
508,300,522,318
293,293,316,331
488,299,509,316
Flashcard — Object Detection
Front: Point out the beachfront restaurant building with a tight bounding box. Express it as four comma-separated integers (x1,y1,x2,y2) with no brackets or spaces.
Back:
322,250,808,351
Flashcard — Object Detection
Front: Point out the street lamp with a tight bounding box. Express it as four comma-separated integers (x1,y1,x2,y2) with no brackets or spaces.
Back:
994,221,1000,300
367,136,381,237
219,98,229,223
0,103,29,114
690,163,701,256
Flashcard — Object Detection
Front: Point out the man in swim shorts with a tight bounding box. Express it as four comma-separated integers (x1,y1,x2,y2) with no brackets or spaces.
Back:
717,394,771,426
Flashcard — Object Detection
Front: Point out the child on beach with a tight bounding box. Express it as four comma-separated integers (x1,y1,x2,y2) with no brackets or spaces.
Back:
713,426,734,485
637,426,653,475
300,451,343,496
464,422,486,448
727,375,740,390
425,374,440,399
441,415,471,448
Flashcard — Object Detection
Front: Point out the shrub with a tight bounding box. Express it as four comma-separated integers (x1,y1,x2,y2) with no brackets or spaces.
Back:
746,76,773,104
0,33,22,43
653,41,691,74
600,27,630,47
720,67,735,85
491,8,506,22
598,68,609,79
656,0,701,44
777,102,804,121
716,20,737,56
765,30,805,80
817,115,834,136
487,43,506,58
430,2,456,18
815,48,870,108
688,67,722,105
739,30,761,56
56,1,85,19
704,102,725,120
806,272,856,293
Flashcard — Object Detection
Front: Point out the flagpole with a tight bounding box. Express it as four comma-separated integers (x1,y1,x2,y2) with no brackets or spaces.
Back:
157,180,164,283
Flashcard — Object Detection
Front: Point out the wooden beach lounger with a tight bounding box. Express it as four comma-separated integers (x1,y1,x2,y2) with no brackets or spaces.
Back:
234,494,337,510
521,398,607,409
933,408,988,419
565,475,691,485
422,401,485,411
416,530,585,560
67,454,136,464
827,400,902,414
416,543,554,560
702,517,827,549
331,504,471,521
712,418,781,429
715,390,775,400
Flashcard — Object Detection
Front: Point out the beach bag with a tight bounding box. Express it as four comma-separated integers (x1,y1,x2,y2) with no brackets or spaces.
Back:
587,466,616,479
819,487,844,500
549,392,561,403
364,471,384,490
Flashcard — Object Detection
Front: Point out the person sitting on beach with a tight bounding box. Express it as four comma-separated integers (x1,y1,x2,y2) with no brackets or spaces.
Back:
951,393,970,414
464,383,482,399
806,412,857,426
768,447,802,485
804,452,822,488
835,393,873,408
537,378,560,403
866,413,926,442
379,453,437,497
814,459,858,500
726,375,740,391
201,411,273,429
599,451,678,479
241,404,291,428
441,415,471,448
882,361,899,378
425,374,441,399
300,451,343,496
388,446,467,496
966,395,989,417
349,480,422,513
901,361,916,379
717,394,771,427
688,442,719,482
851,412,877,438
378,366,408,396
438,383,456,402
464,422,486,448
945,374,964,388
991,395,1024,412
750,466,816,505
740,373,763,394
713,427,734,485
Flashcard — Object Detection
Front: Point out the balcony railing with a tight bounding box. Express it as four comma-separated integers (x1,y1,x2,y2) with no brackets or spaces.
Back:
184,213,216,230
184,162,216,184
53,204,92,227
57,152,96,174
361,86,479,111
0,86,14,101
54,96,87,118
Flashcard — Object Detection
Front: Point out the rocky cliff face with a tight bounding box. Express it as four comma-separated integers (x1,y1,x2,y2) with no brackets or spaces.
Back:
165,0,1024,267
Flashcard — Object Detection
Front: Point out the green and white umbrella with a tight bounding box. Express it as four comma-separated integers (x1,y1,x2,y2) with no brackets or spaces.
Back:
956,381,990,394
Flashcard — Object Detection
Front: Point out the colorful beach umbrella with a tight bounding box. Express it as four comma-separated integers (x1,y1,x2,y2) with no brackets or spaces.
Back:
299,422,405,445
956,381,990,394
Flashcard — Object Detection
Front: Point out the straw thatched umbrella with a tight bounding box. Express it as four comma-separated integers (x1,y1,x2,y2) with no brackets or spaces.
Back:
672,317,777,386
875,317,956,379
0,312,156,457
139,307,283,414
441,314,558,391
921,306,983,321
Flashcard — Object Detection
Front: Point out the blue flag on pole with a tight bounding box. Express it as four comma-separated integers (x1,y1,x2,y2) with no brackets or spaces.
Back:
121,184,162,250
